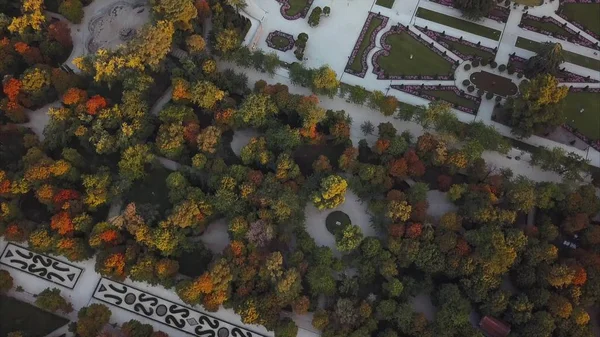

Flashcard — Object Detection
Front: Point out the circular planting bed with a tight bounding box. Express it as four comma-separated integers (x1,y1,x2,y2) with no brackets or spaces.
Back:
469,71,518,97
266,31,295,52
325,211,351,235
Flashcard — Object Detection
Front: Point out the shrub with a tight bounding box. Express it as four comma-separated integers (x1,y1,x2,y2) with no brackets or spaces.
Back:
495,96,502,102
323,6,331,16
517,73,524,79
462,79,470,86
490,61,498,68
486,92,494,100
308,7,322,26
472,60,480,67
464,64,471,71
477,89,484,97
0,270,13,293
59,0,84,24
498,64,506,72
35,288,74,313
467,85,475,92
507,67,515,75
481,59,489,66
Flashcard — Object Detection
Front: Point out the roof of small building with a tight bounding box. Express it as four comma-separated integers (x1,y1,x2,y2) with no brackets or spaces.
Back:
479,316,511,337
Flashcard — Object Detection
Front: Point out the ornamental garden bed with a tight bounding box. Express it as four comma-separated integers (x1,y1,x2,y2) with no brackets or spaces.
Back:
415,26,496,61
519,14,599,50
515,37,600,71
266,31,295,52
345,12,389,78
325,211,351,235
376,0,396,8
0,295,69,337
557,1,600,38
416,8,502,40
392,84,481,113
470,71,518,96
562,89,600,146
372,25,456,79
276,0,314,20
507,54,599,83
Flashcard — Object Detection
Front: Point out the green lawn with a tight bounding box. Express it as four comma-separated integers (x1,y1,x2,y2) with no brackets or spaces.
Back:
376,0,395,9
416,8,502,40
442,38,495,60
349,16,385,73
522,17,574,37
271,35,292,49
562,3,600,36
563,92,600,140
515,37,600,71
0,295,69,336
285,0,311,16
377,32,454,76
425,90,480,110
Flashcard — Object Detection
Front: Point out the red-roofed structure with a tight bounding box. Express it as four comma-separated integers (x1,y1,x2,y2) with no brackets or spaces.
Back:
479,316,511,337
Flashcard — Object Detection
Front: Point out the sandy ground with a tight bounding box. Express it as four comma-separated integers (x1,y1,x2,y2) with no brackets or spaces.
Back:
200,218,231,254
426,190,457,220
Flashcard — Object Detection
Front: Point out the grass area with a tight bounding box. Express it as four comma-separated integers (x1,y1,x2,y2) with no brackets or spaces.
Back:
562,3,600,36
271,35,292,49
514,0,543,6
515,37,600,71
470,71,518,96
124,166,172,217
349,16,385,73
376,0,395,9
416,8,502,40
442,38,495,60
424,90,479,110
326,211,351,235
0,295,69,336
522,17,574,37
285,0,311,16
377,32,454,76
563,92,600,140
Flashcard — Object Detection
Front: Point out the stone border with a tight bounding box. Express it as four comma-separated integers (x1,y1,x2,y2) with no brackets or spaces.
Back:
275,0,314,20
392,84,480,114
519,13,599,50
266,31,295,52
0,243,83,289
414,25,496,61
93,277,267,337
427,0,510,22
508,54,599,83
372,24,457,80
344,12,389,78
556,1,600,41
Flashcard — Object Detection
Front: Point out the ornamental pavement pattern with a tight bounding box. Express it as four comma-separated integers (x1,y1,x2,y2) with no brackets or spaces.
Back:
93,278,267,337
0,243,83,289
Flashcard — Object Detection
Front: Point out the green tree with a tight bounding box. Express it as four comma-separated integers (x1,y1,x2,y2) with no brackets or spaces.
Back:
58,0,84,24
236,93,277,128
190,81,225,109
525,42,565,78
121,319,154,337
455,0,494,19
335,224,363,252
35,288,73,313
507,74,568,138
118,144,155,182
0,269,13,293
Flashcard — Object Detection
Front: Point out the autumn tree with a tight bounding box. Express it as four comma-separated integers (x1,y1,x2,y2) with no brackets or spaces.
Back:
311,66,339,97
121,319,154,337
75,304,112,337
216,29,240,54
185,34,206,53
0,269,13,293
152,0,197,30
507,74,568,138
127,20,175,71
335,224,363,252
236,93,277,128
118,144,155,182
311,175,347,210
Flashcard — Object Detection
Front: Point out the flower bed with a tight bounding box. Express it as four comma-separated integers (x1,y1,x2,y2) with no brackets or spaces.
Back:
344,12,389,78
372,24,457,80
508,54,599,83
391,84,480,114
557,1,600,40
427,0,510,22
519,13,599,50
266,31,296,52
414,25,495,61
276,0,314,20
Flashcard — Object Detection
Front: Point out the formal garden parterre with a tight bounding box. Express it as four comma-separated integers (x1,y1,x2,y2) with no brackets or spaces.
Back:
556,0,600,39
519,13,600,50
515,37,600,71
392,84,481,113
427,0,510,22
416,7,502,40
344,12,389,78
469,71,519,97
266,30,295,52
508,54,599,83
372,24,457,80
